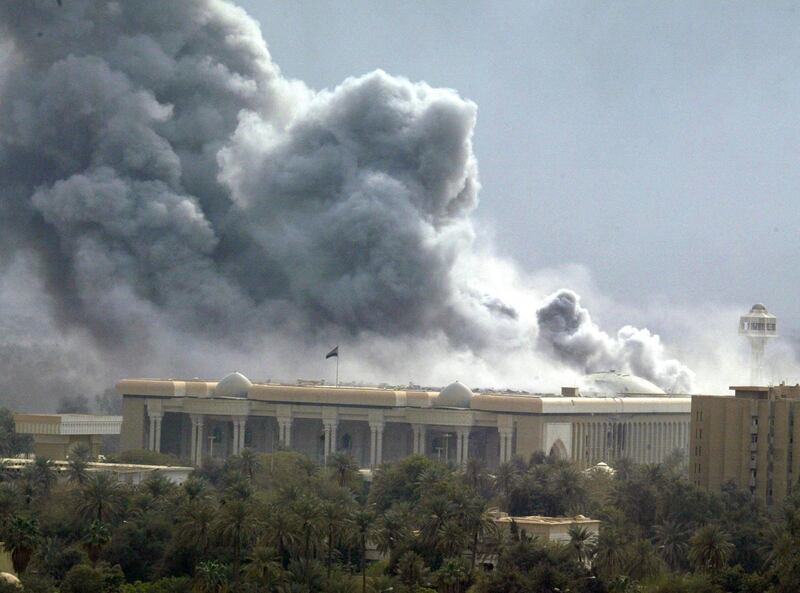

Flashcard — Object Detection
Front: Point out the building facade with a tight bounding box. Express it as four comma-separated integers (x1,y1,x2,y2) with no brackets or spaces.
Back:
13,413,122,460
119,372,690,469
691,384,800,506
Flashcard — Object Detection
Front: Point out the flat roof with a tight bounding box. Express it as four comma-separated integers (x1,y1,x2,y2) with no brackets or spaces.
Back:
0,458,192,472
117,378,692,414
495,514,600,526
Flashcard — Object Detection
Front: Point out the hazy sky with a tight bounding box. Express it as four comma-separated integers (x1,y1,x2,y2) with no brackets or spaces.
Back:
240,0,800,337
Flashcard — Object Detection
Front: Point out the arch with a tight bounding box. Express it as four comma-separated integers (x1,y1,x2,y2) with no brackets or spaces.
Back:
549,438,568,460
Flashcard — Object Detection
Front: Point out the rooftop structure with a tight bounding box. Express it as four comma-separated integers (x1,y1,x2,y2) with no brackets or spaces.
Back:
739,303,778,384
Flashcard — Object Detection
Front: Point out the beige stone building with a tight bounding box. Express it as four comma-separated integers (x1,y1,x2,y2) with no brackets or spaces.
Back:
691,384,800,506
118,371,690,468
13,413,122,460
494,513,601,545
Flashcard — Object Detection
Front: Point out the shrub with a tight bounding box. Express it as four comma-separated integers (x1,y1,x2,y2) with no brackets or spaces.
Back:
60,565,104,593
120,577,191,593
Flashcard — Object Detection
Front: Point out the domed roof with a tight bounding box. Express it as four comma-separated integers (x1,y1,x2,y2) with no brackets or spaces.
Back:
215,371,252,398
436,381,473,408
0,573,20,588
752,303,767,311
578,371,666,397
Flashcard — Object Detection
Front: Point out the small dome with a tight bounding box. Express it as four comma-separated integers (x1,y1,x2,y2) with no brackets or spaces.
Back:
436,381,473,408
752,303,767,311
215,372,252,398
0,573,20,588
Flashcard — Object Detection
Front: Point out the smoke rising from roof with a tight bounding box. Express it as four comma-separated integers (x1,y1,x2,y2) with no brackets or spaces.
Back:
536,290,694,393
0,0,698,408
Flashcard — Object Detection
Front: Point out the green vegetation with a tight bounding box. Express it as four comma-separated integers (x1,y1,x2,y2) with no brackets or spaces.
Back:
0,415,798,592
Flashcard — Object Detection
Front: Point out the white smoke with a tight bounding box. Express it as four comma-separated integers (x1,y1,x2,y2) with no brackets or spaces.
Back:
0,0,708,408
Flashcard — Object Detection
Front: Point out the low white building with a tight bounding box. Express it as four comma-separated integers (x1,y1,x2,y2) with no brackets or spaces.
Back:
13,413,122,460
0,458,193,485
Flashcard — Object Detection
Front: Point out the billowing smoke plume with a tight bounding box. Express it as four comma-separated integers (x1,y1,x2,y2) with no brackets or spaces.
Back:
0,0,696,408
536,290,695,393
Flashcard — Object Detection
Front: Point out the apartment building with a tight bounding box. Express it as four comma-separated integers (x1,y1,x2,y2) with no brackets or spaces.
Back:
691,384,800,505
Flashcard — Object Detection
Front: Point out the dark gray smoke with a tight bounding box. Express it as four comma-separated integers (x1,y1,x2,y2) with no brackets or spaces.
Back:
537,290,695,393
0,0,695,408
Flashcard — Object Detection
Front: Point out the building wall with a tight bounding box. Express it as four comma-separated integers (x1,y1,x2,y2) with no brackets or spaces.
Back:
692,392,800,506
121,397,147,451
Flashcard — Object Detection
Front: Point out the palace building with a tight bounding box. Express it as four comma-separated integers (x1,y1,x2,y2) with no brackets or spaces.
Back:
118,370,691,468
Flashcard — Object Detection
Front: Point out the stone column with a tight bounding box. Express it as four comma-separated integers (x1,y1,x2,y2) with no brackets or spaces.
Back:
231,416,247,456
232,419,240,456
369,421,384,468
190,414,204,466
278,417,292,448
412,424,426,455
499,428,513,464
149,413,163,452
330,421,338,456
635,422,642,463
323,420,338,460
456,427,470,467
239,417,247,453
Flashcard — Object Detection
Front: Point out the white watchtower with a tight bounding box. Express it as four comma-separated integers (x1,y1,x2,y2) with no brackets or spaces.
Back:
738,303,777,385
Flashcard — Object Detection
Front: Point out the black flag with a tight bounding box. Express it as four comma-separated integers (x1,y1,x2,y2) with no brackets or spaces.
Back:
325,346,339,359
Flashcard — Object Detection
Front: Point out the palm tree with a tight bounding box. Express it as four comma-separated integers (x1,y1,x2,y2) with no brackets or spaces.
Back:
83,519,111,565
76,472,123,523
463,458,488,492
183,476,211,501
568,525,596,566
592,526,629,580
177,497,216,558
321,492,354,578
24,457,56,496
396,550,429,591
626,539,663,581
436,519,468,558
492,462,519,510
67,443,91,486
421,496,455,550
689,524,734,574
142,472,174,500
2,514,39,574
353,507,375,593
245,544,284,588
328,452,360,490
261,500,297,569
372,504,411,563
652,520,689,571
464,497,498,569
289,494,324,588
216,498,254,584
435,557,469,593
238,449,260,482
193,560,230,593
66,455,89,486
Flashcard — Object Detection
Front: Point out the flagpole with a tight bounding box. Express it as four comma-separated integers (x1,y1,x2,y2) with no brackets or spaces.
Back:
336,355,339,388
